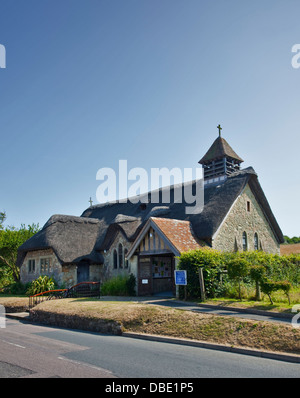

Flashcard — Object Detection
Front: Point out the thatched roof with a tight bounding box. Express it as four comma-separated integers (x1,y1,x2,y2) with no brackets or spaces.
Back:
17,215,104,266
199,136,244,164
17,167,284,266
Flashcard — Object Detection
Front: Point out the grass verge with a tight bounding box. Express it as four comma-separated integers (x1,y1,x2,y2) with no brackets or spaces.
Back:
25,298,300,355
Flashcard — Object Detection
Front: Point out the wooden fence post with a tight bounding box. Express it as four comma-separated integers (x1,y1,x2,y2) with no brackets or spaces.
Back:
198,268,206,302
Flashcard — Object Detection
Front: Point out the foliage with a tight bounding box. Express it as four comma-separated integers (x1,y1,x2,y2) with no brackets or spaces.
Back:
249,264,265,300
227,257,250,300
126,273,137,296
26,275,56,296
2,281,29,295
283,235,300,244
178,249,226,299
178,248,300,303
101,274,136,296
0,212,6,230
0,222,40,283
249,265,266,283
260,280,292,305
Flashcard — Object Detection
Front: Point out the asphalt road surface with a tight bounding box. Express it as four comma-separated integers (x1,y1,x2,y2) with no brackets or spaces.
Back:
0,318,299,378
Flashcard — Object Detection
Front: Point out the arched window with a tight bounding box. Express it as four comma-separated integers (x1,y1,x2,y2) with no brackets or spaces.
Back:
118,243,123,268
113,249,118,269
254,233,259,251
242,232,248,251
124,248,128,269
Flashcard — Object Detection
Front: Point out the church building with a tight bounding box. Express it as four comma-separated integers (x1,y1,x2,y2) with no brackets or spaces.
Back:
17,129,284,296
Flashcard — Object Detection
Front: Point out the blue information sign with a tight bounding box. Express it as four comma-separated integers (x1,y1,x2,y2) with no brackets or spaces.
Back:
174,270,187,286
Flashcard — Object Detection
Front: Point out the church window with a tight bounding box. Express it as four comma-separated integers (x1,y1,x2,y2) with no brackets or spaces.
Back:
247,201,251,212
113,249,118,269
28,259,35,273
118,243,123,268
124,248,128,268
242,232,248,251
254,233,259,251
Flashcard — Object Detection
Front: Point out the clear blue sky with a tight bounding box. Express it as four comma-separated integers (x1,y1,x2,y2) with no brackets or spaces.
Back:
0,0,299,237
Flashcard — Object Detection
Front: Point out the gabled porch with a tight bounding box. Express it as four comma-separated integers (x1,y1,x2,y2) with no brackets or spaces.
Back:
127,217,205,296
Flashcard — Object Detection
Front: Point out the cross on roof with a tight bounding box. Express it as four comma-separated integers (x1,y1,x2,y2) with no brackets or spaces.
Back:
217,124,222,137
89,197,93,207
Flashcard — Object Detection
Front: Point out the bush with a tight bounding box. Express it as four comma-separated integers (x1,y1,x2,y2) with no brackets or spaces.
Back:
227,257,250,300
177,248,299,302
3,281,28,295
178,249,226,299
101,274,136,296
26,276,56,296
249,265,266,300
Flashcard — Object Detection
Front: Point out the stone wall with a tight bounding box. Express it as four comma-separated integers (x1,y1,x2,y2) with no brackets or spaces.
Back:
20,249,102,288
20,249,63,285
213,184,280,254
102,231,137,290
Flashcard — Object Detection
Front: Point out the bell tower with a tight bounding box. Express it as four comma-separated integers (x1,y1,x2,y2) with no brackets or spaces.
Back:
199,125,244,185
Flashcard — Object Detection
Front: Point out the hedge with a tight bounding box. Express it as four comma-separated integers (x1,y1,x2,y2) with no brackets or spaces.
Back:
177,249,300,301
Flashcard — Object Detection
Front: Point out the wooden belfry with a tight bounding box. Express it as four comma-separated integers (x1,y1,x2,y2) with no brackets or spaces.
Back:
198,125,244,183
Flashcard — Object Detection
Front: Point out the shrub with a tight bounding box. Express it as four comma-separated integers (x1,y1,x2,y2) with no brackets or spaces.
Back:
26,276,56,296
178,249,225,299
177,248,299,302
101,274,136,296
249,265,266,300
3,281,28,295
227,257,250,300
260,279,292,305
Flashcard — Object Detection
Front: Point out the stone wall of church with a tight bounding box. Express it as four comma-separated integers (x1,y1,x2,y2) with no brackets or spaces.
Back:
213,184,280,254
102,231,137,283
20,249,63,285
20,249,101,288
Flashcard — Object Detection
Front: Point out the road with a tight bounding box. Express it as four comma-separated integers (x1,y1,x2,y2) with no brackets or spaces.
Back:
0,318,299,378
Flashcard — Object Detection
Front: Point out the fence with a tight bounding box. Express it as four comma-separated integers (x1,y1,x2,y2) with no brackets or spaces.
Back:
29,282,101,309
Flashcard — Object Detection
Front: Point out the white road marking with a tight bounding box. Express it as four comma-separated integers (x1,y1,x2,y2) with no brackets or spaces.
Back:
1,339,26,349
57,356,114,375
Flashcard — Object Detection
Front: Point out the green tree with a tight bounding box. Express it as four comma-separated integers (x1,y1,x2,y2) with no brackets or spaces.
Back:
249,265,266,301
0,211,6,230
227,257,250,300
0,222,40,282
283,235,300,244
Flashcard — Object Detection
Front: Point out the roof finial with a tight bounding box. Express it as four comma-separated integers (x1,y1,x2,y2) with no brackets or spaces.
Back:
217,124,222,137
89,197,93,207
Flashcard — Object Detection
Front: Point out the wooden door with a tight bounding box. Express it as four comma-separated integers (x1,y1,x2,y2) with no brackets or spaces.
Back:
77,261,90,283
138,258,152,296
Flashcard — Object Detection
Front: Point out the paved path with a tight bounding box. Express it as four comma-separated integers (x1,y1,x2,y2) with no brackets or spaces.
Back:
142,298,294,325
6,296,294,326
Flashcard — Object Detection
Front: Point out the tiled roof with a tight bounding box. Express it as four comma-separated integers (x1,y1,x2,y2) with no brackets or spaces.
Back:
280,243,300,255
151,217,205,253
